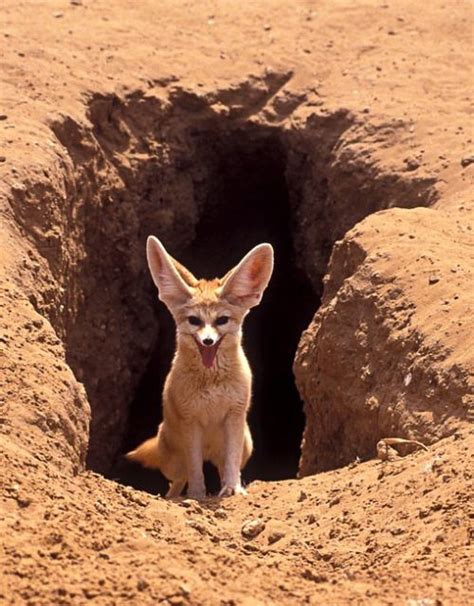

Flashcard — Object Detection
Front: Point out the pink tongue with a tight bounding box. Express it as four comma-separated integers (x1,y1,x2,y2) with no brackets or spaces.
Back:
198,342,219,368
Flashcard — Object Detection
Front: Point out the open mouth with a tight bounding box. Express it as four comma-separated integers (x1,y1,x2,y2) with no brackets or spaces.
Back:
195,339,222,369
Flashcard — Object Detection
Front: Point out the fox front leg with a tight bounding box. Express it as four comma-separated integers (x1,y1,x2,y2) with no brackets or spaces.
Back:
219,413,247,497
182,423,206,500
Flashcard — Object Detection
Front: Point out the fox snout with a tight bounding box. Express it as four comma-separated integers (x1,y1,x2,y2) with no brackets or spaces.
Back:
196,325,219,347
193,325,222,368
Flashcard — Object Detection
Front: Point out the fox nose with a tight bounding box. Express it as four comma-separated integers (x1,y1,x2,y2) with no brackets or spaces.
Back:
202,338,214,346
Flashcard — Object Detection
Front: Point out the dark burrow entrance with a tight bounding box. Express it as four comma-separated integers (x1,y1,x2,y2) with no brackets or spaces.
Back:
110,123,317,494
60,94,434,492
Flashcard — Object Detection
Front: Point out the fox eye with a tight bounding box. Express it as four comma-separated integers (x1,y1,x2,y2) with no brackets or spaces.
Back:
187,316,202,326
215,316,229,326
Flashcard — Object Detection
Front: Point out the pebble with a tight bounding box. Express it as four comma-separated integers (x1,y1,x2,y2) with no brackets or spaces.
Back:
404,156,421,171
298,490,308,502
302,569,328,583
136,579,149,591
241,518,265,539
268,531,285,545
17,495,32,508
428,275,440,285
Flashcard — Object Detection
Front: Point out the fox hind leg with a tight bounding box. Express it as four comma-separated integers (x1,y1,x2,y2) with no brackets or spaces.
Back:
241,422,253,469
166,478,187,499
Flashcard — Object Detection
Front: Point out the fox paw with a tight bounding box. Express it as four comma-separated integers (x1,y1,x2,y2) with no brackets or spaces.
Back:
187,486,206,501
218,484,248,498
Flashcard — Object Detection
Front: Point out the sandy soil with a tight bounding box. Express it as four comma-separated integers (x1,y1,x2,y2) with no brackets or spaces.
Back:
1,430,473,605
0,1,473,604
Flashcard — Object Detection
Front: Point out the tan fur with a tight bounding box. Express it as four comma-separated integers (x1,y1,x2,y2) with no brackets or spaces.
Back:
127,237,274,499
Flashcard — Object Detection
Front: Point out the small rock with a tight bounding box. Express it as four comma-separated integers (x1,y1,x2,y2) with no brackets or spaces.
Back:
0,156,6,163
0,114,7,120
186,521,207,535
404,156,421,171
302,569,328,583
95,500,107,514
17,495,32,508
461,155,474,167
137,579,149,591
428,275,440,285
243,543,259,552
52,11,64,18
241,518,265,539
214,508,227,520
297,490,308,502
268,531,285,545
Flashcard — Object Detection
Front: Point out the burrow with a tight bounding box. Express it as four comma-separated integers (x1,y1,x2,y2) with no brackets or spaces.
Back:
16,81,437,494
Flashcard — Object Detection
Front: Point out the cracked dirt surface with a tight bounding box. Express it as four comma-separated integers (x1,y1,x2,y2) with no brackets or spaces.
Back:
1,1,473,604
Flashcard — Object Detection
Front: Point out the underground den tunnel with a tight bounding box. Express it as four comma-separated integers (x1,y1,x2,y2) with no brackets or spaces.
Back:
102,121,317,495
58,98,430,494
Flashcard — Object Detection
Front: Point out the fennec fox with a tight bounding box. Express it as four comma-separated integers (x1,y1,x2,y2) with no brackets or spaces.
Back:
126,236,274,499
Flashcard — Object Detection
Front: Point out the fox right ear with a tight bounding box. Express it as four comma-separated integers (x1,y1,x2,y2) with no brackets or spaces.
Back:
221,243,274,308
146,236,193,307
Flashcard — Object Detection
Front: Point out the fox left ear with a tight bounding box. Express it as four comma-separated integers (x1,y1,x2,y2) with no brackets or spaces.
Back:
221,243,274,308
146,236,194,309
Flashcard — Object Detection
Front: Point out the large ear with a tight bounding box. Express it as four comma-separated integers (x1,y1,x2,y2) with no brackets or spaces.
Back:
169,257,199,288
146,236,193,308
221,243,274,308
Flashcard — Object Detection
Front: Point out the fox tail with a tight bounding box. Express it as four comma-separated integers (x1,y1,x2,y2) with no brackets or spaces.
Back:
125,436,161,469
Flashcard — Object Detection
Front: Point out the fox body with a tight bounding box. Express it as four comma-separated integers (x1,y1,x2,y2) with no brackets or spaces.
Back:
126,236,274,499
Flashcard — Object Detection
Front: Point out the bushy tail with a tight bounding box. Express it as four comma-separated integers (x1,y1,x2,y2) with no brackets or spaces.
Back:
125,436,161,469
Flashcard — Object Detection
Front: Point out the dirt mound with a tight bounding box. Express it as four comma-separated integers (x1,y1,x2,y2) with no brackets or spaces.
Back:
0,0,473,604
295,207,473,476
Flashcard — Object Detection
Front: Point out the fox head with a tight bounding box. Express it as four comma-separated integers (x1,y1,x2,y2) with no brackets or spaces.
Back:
146,236,274,369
